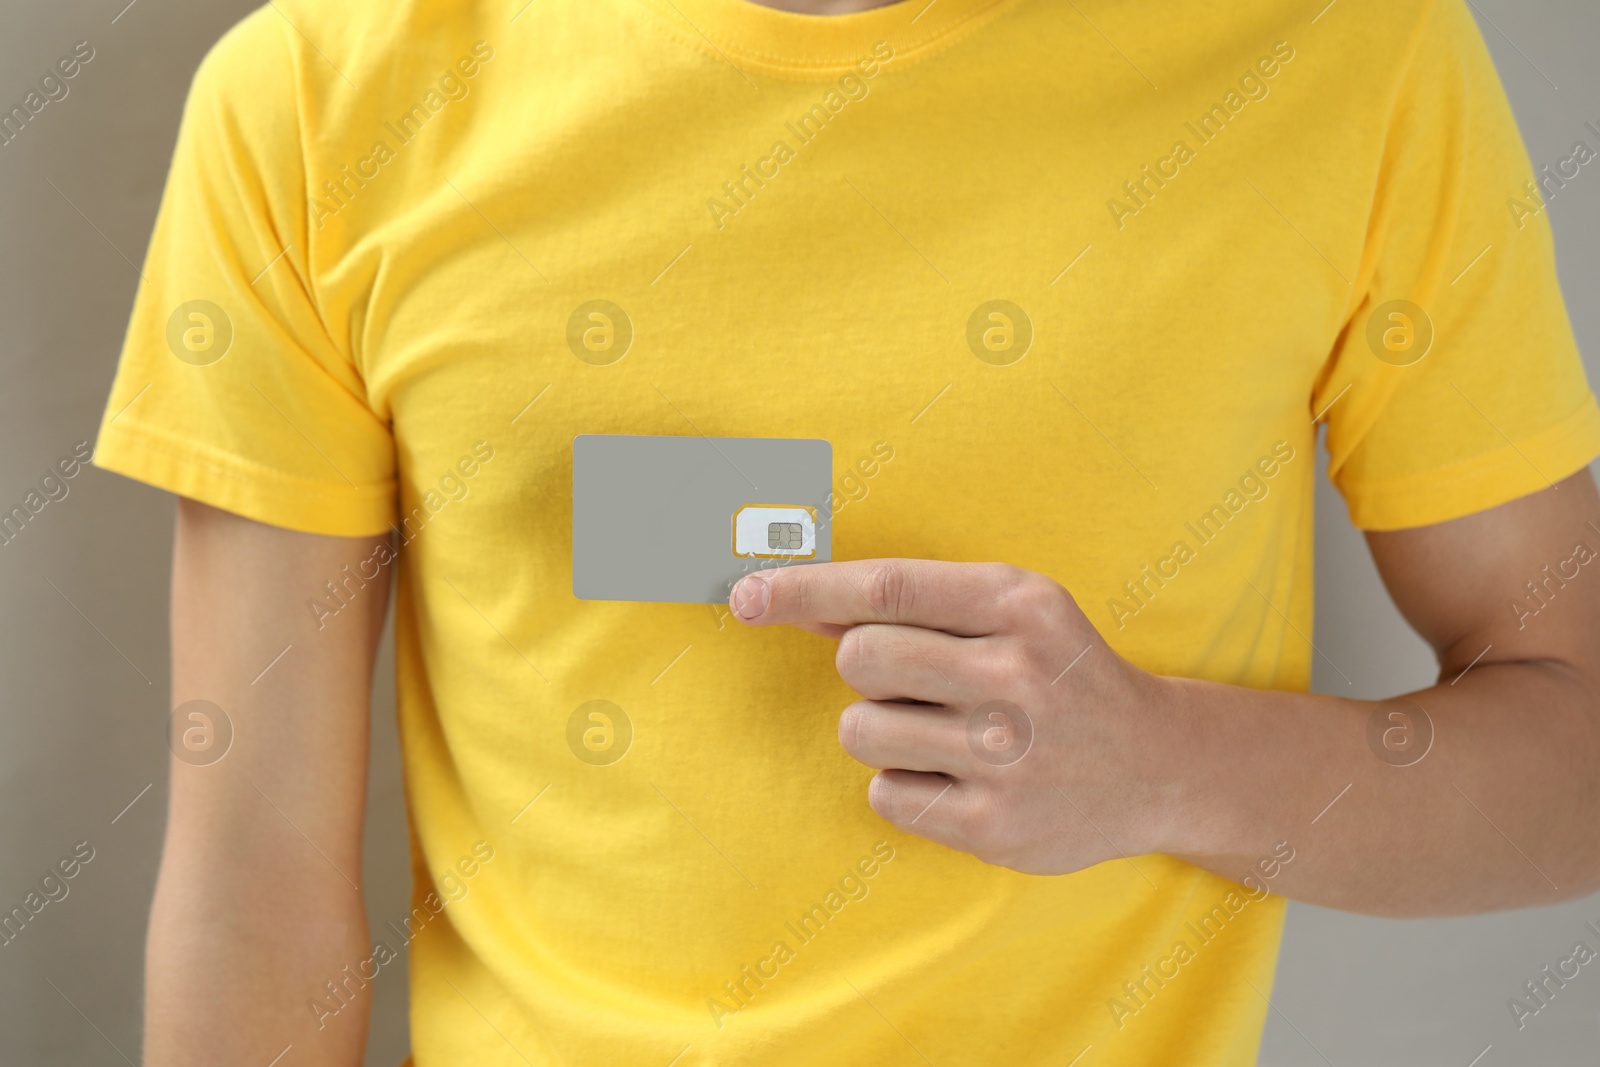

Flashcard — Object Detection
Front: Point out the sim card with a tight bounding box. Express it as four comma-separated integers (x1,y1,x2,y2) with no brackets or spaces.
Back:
572,434,832,603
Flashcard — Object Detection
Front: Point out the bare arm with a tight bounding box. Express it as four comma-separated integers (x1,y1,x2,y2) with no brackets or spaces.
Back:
724,470,1600,917
145,499,390,1065
1168,469,1600,914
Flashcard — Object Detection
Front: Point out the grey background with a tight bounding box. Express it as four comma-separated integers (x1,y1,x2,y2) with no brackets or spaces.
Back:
0,0,1595,1064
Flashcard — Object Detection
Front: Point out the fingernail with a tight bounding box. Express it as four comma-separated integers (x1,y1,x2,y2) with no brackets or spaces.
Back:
733,574,770,620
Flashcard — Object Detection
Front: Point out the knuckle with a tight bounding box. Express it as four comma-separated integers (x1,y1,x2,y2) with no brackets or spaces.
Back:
838,701,870,753
863,562,914,619
784,570,810,618
993,562,1031,589
1001,571,1073,626
836,626,869,680
956,791,1005,849
866,772,899,819
1047,584,1084,630
1017,577,1059,616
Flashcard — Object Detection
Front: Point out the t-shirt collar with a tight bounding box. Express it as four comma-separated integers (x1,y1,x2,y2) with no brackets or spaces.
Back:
632,0,1012,77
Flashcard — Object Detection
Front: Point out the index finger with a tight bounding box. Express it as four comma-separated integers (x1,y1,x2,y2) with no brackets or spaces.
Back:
728,558,1016,635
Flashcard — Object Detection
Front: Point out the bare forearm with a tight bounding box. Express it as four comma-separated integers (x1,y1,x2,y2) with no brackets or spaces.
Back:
1163,660,1600,916
145,847,371,1064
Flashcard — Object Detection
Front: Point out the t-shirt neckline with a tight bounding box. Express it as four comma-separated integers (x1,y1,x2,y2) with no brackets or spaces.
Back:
631,0,1013,77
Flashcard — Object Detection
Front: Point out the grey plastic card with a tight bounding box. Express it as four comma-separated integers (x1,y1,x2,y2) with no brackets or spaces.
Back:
572,434,833,603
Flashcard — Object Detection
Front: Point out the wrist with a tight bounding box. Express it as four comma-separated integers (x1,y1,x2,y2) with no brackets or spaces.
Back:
1134,671,1241,860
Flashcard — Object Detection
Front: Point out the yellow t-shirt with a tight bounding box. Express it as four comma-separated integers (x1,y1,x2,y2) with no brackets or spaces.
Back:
96,0,1600,1062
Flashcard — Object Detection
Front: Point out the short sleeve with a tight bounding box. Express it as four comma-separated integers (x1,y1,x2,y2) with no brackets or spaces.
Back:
93,8,395,537
1315,0,1600,531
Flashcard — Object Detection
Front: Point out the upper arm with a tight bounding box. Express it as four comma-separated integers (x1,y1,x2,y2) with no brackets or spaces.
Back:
1365,469,1600,676
148,501,390,1060
168,496,390,873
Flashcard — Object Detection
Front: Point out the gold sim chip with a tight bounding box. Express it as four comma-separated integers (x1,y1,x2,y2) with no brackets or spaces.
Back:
732,504,817,559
